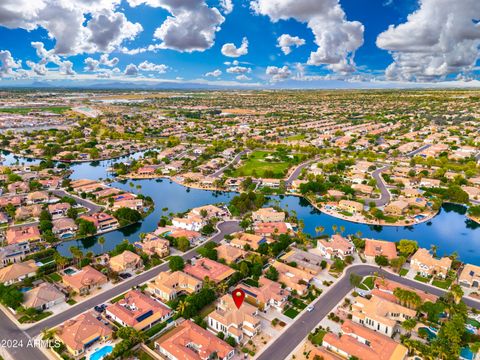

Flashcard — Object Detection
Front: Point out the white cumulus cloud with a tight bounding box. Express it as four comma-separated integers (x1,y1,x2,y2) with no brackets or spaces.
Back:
376,0,480,81
221,37,249,57
251,0,364,73
220,0,233,14
226,66,251,74
277,34,305,55
205,69,222,77
138,61,168,73
124,63,139,76
0,0,143,55
266,65,291,81
128,0,225,53
0,50,22,78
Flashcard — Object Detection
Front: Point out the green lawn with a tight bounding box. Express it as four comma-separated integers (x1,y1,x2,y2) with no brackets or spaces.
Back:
67,299,77,305
399,268,409,277
111,294,126,303
233,150,301,179
143,321,167,338
198,303,216,318
359,276,375,290
310,330,327,345
283,308,300,319
48,272,62,282
467,318,480,328
0,106,70,115
414,275,430,283
432,278,452,289
291,298,307,310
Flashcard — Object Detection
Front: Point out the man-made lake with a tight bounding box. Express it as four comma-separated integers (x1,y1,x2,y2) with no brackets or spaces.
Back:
2,150,480,264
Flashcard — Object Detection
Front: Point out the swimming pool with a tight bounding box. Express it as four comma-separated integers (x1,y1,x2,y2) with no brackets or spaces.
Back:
89,345,113,360
418,326,437,340
19,287,32,293
460,347,474,360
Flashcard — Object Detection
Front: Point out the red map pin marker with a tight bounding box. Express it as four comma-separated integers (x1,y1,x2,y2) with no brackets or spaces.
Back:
232,289,245,309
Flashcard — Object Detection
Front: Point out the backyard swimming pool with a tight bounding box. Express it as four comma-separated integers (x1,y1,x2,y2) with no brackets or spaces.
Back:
89,345,113,360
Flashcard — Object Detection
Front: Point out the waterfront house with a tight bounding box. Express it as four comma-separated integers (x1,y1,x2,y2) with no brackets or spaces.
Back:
0,259,38,285
318,234,355,260
108,250,143,273
62,265,108,295
364,239,398,261
410,248,452,278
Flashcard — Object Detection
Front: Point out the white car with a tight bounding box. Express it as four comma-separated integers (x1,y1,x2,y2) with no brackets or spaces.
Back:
306,305,314,312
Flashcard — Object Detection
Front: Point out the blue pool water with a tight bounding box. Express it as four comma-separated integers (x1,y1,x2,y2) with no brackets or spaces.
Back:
460,347,474,360
89,345,113,360
19,287,32,293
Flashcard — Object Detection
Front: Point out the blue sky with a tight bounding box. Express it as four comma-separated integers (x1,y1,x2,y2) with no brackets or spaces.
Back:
0,0,479,87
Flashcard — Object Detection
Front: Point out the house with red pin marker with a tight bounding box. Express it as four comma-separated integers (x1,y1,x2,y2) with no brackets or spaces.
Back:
207,293,261,344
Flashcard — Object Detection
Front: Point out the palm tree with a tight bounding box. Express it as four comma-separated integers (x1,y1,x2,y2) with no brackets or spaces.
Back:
203,276,214,289
41,327,57,340
332,224,338,234
430,244,437,257
401,318,417,336
315,226,325,237
339,225,345,234
450,284,464,304
355,231,362,238
177,300,189,314
216,282,228,295
98,236,105,253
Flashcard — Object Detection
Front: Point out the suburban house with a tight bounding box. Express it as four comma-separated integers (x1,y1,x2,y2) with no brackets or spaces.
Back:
190,204,225,219
272,260,315,296
26,191,49,204
171,215,204,231
459,263,480,288
364,239,398,261
62,265,108,295
147,271,203,302
238,277,290,311
322,320,408,360
22,283,66,310
48,202,71,217
106,290,173,331
52,218,78,238
207,294,261,343
338,200,364,214
80,212,119,232
184,258,235,283
384,200,409,216
154,319,235,360
0,242,30,268
252,207,286,222
6,225,41,245
318,234,355,260
109,250,143,273
351,295,416,337
372,278,438,304
410,248,452,278
254,222,291,236
215,244,247,264
230,232,269,250
280,249,324,275
135,233,170,258
55,312,113,357
0,259,38,285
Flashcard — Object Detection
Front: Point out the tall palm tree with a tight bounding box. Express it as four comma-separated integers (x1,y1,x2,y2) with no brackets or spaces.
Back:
98,236,105,253
216,282,228,295
177,300,189,314
450,284,464,304
332,224,338,234
356,231,362,238
430,244,437,257
340,225,345,234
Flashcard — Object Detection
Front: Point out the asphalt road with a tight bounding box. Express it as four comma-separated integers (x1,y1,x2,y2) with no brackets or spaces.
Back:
367,165,391,207
211,151,247,178
0,221,240,360
256,264,480,360
51,189,102,215
285,157,319,186
407,144,431,157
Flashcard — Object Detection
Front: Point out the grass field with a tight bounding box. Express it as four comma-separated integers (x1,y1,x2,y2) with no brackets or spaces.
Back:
399,268,409,276
432,278,452,289
359,276,376,290
414,275,430,283
233,150,303,178
283,308,300,319
0,106,70,115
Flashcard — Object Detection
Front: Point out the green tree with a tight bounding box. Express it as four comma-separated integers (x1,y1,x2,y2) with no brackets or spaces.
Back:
169,256,185,271
265,266,279,281
349,273,362,289
397,239,418,256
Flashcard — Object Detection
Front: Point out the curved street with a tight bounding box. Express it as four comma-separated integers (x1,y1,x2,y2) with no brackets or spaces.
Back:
367,165,391,207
